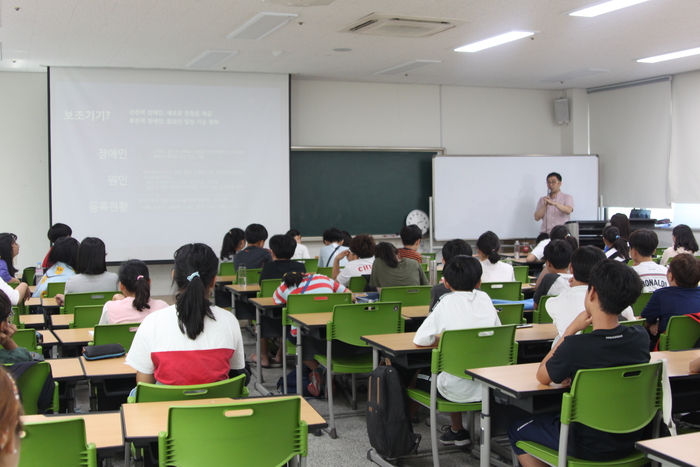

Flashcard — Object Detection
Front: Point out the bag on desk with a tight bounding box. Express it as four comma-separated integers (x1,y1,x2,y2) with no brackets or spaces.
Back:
82,343,126,360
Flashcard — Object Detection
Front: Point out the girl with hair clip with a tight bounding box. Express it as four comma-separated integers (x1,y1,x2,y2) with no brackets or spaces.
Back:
99,260,169,325
0,234,20,284
602,226,630,262
219,228,245,262
56,238,118,305
127,244,245,386
660,224,699,266
477,231,515,283
32,237,79,298
369,242,428,290
0,367,23,467
610,213,631,241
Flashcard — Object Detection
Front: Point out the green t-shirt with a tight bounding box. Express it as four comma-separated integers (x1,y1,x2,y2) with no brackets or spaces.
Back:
369,258,429,288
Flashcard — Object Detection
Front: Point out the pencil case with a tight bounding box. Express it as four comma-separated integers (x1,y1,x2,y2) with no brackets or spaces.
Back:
82,343,126,360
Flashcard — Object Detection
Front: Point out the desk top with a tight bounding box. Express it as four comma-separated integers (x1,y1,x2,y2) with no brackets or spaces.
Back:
20,314,45,326
25,298,41,307
22,412,123,451
51,314,74,327
80,355,135,378
249,297,281,309
467,363,561,398
636,431,700,467
122,395,327,441
401,306,429,319
54,328,93,345
225,284,261,293
515,323,557,342
38,330,58,345
216,275,236,283
42,298,59,307
48,358,84,381
362,333,439,354
288,312,331,328
651,349,700,378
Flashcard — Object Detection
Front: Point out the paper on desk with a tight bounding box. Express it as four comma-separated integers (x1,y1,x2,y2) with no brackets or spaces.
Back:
88,331,94,336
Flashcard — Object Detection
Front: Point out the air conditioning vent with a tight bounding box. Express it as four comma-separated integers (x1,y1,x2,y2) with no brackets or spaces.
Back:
340,13,466,38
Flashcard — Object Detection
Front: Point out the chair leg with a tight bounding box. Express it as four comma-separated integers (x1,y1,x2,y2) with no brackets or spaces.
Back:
557,423,569,467
430,373,440,467
327,340,337,439
351,373,357,410
282,325,288,394
296,333,303,397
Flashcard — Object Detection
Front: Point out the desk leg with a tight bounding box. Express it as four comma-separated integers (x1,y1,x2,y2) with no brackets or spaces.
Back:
480,384,491,467
124,442,131,467
373,349,379,369
296,333,303,396
254,306,271,396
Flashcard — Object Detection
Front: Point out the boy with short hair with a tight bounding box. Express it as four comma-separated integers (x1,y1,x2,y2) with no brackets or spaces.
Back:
533,240,574,308
234,223,272,270
430,239,473,309
286,229,310,260
318,227,349,268
629,229,669,292
42,222,72,269
414,255,500,445
509,260,649,466
398,225,423,263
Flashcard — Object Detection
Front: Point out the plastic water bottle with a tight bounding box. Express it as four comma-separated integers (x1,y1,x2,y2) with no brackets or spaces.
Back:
514,241,521,260
35,262,43,283
429,260,438,285
237,264,247,287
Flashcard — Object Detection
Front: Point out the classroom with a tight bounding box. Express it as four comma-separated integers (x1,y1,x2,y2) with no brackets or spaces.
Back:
2,1,700,466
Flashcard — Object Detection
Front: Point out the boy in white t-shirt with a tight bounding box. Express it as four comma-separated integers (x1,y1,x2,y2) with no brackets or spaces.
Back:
533,240,573,309
332,234,375,288
629,229,669,292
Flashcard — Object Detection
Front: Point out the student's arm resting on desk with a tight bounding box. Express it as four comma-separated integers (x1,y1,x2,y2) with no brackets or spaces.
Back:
536,310,592,385
690,356,700,373
413,311,439,346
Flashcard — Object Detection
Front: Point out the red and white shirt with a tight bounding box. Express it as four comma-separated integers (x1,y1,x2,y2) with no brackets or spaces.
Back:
335,257,374,287
126,305,245,386
273,274,348,304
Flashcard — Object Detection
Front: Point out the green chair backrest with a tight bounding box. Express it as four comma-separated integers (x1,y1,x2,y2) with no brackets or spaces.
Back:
92,323,140,351
282,292,352,326
422,252,437,261
10,361,50,415
12,299,27,315
258,279,281,298
632,292,653,316
513,265,529,285
420,262,429,272
316,266,333,277
218,262,235,276
432,326,517,377
534,295,555,324
658,315,700,351
295,258,317,273
379,286,432,307
348,275,368,293
327,302,404,346
480,282,521,301
655,247,665,257
70,305,104,329
13,329,40,352
133,374,248,403
8,282,19,289
46,281,66,298
62,291,113,314
494,303,525,325
582,319,646,334
10,307,24,329
19,417,97,466
242,268,262,283
22,266,36,286
158,398,307,467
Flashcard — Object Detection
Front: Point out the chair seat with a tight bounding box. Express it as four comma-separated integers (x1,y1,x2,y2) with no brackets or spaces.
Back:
315,352,373,374
516,441,649,467
406,387,481,413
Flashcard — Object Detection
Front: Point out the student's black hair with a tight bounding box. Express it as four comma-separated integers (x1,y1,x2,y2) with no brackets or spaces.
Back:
286,229,301,238
602,226,630,261
400,225,422,246
570,246,606,283
47,223,72,244
322,228,344,244
244,224,268,245
546,172,562,182
543,239,573,270
535,232,550,244
349,234,375,259
477,231,501,264
441,239,472,263
48,237,79,269
173,243,218,340
550,224,578,250
0,291,10,323
342,231,353,249
0,234,18,278
668,254,700,289
673,224,699,253
282,271,306,289
375,242,399,268
118,260,152,312
220,228,245,261
444,256,482,292
628,229,658,257
588,260,643,315
75,237,107,275
610,213,631,241
269,234,296,260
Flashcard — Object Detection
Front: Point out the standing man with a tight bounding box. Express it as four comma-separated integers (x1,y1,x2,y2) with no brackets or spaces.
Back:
534,172,574,234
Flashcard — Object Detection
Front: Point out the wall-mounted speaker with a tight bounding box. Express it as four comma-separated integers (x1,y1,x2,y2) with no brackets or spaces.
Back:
555,98,570,124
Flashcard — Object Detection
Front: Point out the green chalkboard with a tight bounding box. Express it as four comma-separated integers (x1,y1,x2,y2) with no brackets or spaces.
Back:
290,150,436,236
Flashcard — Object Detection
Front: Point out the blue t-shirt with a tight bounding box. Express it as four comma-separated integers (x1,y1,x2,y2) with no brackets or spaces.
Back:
640,286,700,333
0,259,13,283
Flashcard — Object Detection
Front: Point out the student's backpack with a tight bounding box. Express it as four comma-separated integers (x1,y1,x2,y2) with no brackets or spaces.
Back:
366,364,421,459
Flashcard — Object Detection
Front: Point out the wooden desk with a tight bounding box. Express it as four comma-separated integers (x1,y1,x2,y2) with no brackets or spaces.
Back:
29,285,36,293
225,284,261,294
651,349,700,377
248,297,285,396
636,431,700,467
216,275,236,283
51,313,74,328
26,297,41,307
401,305,429,319
38,330,58,345
42,297,59,308
80,355,135,379
651,349,700,413
54,327,93,347
20,314,45,328
22,412,123,456
48,357,85,381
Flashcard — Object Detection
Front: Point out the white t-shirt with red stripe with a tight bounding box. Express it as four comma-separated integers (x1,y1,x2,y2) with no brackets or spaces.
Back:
273,274,348,304
126,304,245,386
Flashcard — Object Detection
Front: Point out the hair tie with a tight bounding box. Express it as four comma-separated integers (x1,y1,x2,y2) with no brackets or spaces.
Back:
136,275,144,280
187,272,200,281
492,249,496,252
615,235,619,239
566,233,571,237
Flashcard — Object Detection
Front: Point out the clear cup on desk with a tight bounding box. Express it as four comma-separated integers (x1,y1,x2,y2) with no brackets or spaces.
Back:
238,264,247,287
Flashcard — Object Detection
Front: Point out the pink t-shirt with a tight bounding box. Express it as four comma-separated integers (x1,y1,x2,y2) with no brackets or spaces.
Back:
536,191,574,233
99,297,170,325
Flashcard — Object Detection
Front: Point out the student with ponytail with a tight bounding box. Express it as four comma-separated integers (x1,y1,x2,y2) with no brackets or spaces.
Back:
127,244,245,386
476,231,515,283
99,260,169,325
219,228,245,262
602,226,630,262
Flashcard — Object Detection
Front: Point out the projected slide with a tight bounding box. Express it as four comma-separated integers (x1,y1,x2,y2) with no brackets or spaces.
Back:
49,68,289,262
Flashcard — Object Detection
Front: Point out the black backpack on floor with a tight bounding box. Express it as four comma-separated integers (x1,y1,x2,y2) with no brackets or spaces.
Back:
366,365,421,459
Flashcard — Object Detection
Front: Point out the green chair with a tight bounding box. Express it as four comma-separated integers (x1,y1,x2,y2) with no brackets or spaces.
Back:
421,262,429,272
658,315,700,351
379,285,432,306
10,307,25,329
317,266,333,277
46,281,66,298
21,266,36,286
20,417,97,467
348,275,368,293
157,398,308,467
513,265,529,285
13,329,41,353
218,262,235,276
655,247,665,257
516,361,663,467
257,279,281,298
582,319,646,334
315,302,404,438
240,268,262,284
7,361,59,415
8,282,19,289
91,323,140,351
60,291,113,314
481,282,522,301
295,258,318,273
534,295,556,324
281,292,353,394
631,292,653,316
129,373,248,403
406,325,518,467
69,305,104,329
495,303,526,325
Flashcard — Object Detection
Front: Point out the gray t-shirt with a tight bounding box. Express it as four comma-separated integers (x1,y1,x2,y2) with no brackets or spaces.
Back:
65,272,119,294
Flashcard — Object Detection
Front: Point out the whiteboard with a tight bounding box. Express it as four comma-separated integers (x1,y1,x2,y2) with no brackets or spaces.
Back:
433,155,599,240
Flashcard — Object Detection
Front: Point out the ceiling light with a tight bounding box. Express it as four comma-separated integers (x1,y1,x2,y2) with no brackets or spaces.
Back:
228,12,298,41
186,50,238,69
374,60,441,75
539,68,609,83
455,31,536,53
638,47,700,63
569,0,651,17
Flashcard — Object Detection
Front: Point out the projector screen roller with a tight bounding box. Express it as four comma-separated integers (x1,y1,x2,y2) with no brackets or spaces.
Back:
49,68,290,262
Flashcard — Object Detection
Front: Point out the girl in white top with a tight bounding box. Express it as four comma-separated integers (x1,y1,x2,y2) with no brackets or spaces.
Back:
476,231,515,283
99,260,169,325
660,224,698,266
602,226,630,262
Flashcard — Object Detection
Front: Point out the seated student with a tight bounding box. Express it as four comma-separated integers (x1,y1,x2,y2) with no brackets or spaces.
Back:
369,242,429,290
660,224,698,266
317,227,349,268
55,237,118,304
332,234,375,288
0,292,32,364
526,231,553,263
610,213,632,241
0,278,29,307
477,231,515,283
41,223,72,269
641,253,700,340
32,237,79,298
602,226,630,262
533,226,579,288
234,223,272,270
509,260,649,466
398,225,423,263
0,234,20,284
127,243,245,386
430,239,472,310
629,229,669,292
533,240,573,309
287,229,311,260
219,228,245,263
99,260,169,325
413,256,500,445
